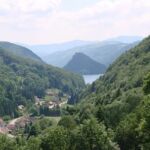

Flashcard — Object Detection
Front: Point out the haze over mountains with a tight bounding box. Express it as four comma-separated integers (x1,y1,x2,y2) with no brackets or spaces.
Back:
26,36,142,68
44,41,139,68
106,36,143,43
27,40,95,58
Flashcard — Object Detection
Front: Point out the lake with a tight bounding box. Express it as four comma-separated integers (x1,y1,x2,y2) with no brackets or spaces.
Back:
83,74,103,84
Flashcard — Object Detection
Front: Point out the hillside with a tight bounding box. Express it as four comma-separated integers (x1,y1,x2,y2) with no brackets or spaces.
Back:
0,46,85,117
45,41,138,67
83,36,150,103
1,36,149,150
64,52,106,75
78,36,150,149
0,42,42,62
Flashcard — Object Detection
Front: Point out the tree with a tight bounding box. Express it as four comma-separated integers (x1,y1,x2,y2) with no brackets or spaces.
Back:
143,72,150,94
0,135,16,150
74,118,117,150
28,123,40,137
58,115,76,130
39,118,52,130
115,114,140,150
25,137,41,150
41,126,70,150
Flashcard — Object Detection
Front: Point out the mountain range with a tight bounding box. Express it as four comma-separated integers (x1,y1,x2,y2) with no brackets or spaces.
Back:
44,41,139,67
26,36,142,68
27,40,95,59
106,35,143,43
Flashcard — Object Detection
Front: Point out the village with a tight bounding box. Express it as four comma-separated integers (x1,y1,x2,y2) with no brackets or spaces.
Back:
0,88,69,137
35,88,69,109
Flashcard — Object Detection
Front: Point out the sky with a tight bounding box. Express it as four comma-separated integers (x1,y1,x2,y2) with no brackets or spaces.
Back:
0,0,150,44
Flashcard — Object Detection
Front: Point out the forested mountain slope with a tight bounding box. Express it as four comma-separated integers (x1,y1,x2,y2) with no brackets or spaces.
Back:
0,37,149,150
82,36,150,103
0,47,85,117
78,36,150,149
0,42,42,62
64,52,106,75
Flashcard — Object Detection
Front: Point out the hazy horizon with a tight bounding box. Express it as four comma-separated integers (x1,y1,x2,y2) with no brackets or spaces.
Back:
0,35,144,46
0,0,149,44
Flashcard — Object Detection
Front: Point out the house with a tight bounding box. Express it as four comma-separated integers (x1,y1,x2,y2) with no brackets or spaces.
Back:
18,105,24,110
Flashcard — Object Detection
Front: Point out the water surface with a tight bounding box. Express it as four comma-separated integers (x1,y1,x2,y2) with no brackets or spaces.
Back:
83,74,103,84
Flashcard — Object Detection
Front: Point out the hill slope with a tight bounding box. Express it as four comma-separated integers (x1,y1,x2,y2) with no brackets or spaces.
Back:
64,52,106,75
0,46,85,117
81,36,150,114
0,42,42,62
78,36,150,149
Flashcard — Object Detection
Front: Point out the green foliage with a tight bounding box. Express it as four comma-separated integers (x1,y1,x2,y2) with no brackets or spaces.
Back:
115,113,140,150
0,46,85,117
0,135,16,150
139,96,150,149
74,118,117,150
29,123,41,137
41,126,70,150
58,115,76,130
0,37,150,150
76,103,96,123
38,117,53,130
0,41,42,62
25,117,53,138
77,36,150,149
143,72,150,94
25,137,41,150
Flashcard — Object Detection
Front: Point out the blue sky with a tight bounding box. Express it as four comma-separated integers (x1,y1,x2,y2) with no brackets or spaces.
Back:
0,0,149,44
60,0,100,11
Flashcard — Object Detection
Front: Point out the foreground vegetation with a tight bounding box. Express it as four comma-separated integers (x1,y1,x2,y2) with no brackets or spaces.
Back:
0,36,150,149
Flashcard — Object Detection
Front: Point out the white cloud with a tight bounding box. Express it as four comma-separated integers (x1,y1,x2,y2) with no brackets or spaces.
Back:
0,0,149,44
0,0,61,14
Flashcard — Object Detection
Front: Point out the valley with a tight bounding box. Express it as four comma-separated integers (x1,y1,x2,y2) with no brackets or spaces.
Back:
0,36,149,150
0,35,149,150
0,0,149,149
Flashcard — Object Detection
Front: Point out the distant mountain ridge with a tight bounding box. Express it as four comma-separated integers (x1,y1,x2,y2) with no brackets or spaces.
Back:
0,41,42,62
64,52,106,75
23,36,142,68
107,35,143,43
45,41,139,67
27,40,95,58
